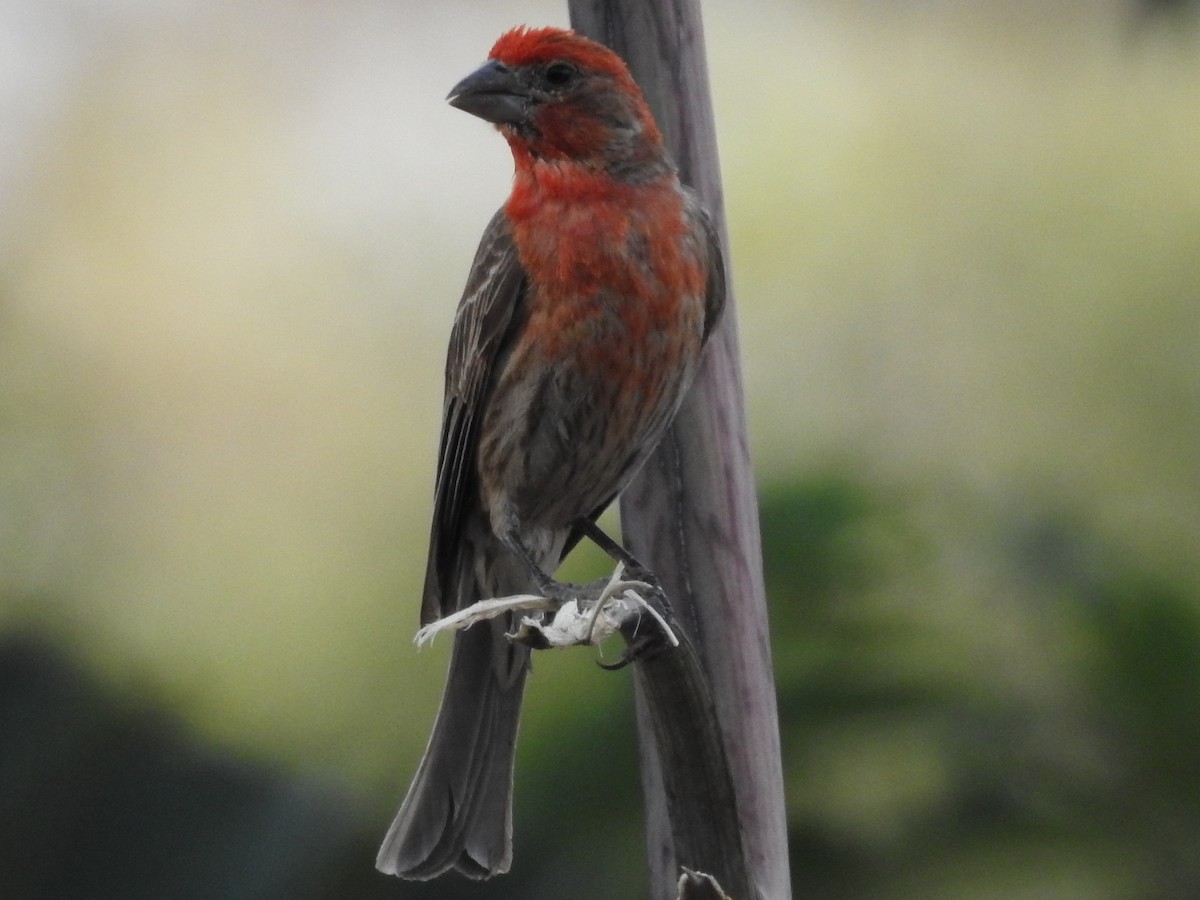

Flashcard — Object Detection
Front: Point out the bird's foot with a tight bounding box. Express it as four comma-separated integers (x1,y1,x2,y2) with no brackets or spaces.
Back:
509,563,678,652
414,563,677,657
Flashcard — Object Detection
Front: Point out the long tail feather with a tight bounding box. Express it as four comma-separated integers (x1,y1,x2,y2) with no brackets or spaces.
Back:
376,618,528,880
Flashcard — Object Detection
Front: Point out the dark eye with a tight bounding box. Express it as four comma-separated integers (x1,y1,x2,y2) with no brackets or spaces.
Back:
543,61,578,89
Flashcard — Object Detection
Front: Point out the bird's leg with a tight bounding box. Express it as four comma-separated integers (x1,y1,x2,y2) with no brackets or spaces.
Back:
424,525,680,656
501,528,594,607
574,518,650,575
504,531,558,595
574,518,669,612
485,524,677,663
570,518,676,667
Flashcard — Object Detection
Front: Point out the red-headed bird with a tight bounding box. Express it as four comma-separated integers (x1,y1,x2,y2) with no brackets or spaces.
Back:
376,26,725,880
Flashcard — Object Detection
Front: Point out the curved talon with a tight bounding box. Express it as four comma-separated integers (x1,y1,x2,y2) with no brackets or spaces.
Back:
596,651,636,671
596,632,661,670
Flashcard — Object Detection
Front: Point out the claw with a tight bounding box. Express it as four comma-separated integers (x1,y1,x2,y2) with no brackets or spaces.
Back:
597,651,635,671
596,632,661,670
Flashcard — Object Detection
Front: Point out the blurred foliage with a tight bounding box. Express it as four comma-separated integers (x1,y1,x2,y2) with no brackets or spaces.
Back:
760,476,1200,898
2,0,1200,897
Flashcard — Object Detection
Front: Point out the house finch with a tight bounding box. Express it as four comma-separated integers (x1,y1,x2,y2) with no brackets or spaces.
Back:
376,26,726,880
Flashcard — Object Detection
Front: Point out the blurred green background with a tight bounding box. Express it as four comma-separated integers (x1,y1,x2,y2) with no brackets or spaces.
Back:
2,0,1199,897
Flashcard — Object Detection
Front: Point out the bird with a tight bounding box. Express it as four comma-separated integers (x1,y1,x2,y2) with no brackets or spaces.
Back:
375,25,726,880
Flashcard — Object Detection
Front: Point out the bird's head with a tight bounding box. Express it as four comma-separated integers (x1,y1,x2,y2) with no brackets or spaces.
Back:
448,26,667,176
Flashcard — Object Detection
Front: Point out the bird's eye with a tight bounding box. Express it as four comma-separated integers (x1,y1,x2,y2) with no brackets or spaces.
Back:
543,61,578,89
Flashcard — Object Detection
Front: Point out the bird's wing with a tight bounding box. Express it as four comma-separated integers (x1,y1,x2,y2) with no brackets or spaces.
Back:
421,209,529,624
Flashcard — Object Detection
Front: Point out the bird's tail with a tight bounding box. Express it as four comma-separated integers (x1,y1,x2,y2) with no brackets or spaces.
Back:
376,616,529,880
